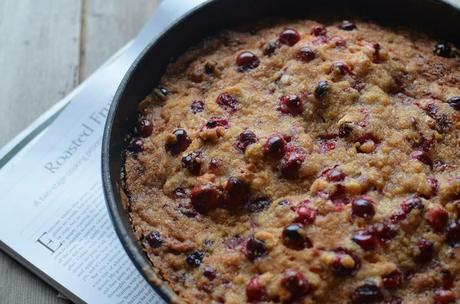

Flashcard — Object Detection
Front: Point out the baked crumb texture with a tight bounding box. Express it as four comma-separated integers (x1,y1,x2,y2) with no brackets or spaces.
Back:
124,20,460,304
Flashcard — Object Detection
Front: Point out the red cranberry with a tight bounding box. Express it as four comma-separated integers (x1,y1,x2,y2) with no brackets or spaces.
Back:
279,94,303,115
295,205,316,225
410,150,433,167
312,36,329,45
441,269,454,289
331,61,353,75
279,28,301,46
352,80,366,92
243,237,267,261
433,42,452,58
369,223,398,243
296,46,316,62
280,145,306,179
351,283,383,304
331,248,361,276
235,130,257,152
145,231,164,248
339,20,357,31
204,116,229,129
263,40,281,56
191,100,204,113
236,51,260,71
434,289,456,304
401,196,424,214
203,267,217,281
311,25,327,36
382,270,402,290
413,239,434,263
165,129,191,155
390,209,407,224
447,96,460,111
246,277,267,302
282,223,312,250
208,158,221,172
352,230,378,251
182,151,203,176
436,114,452,133
320,140,336,153
424,103,451,133
324,167,346,182
425,206,449,233
446,221,460,247
186,250,204,267
330,35,346,47
425,103,439,119
281,270,311,298
190,184,222,213
264,135,287,159
216,93,238,113
390,200,417,224
224,176,250,207
416,133,436,153
352,197,375,219
129,138,144,153
137,119,153,137
314,80,329,99
247,196,271,213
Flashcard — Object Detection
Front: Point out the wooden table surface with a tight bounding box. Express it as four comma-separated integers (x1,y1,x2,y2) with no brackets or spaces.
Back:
0,1,158,303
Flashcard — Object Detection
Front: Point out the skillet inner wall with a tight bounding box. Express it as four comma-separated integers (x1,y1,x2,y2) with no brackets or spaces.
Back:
105,0,460,298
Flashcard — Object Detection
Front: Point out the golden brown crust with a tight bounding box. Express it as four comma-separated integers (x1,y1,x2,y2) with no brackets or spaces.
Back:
124,19,460,303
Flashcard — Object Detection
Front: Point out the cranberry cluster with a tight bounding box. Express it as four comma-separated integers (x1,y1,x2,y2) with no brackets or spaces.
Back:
235,130,257,152
279,201,317,251
189,175,259,214
264,135,307,180
330,248,361,276
165,129,192,155
263,28,301,56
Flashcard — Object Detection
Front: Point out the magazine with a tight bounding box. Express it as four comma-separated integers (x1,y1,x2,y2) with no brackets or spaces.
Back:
0,0,207,303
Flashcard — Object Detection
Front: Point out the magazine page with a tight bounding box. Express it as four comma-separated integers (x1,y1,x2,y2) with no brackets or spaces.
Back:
0,0,206,303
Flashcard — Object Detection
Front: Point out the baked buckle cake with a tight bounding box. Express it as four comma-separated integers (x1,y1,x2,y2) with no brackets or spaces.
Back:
123,19,460,303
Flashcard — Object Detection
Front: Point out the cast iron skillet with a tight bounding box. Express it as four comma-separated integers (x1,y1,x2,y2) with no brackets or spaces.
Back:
102,0,460,302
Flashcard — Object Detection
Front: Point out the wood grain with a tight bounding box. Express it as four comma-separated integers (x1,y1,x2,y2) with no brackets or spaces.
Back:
83,0,159,78
0,250,68,304
0,1,158,303
0,0,83,148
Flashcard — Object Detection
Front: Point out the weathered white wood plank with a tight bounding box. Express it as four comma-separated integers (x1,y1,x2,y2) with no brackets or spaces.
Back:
0,0,83,302
82,0,159,78
0,251,69,304
0,0,83,148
